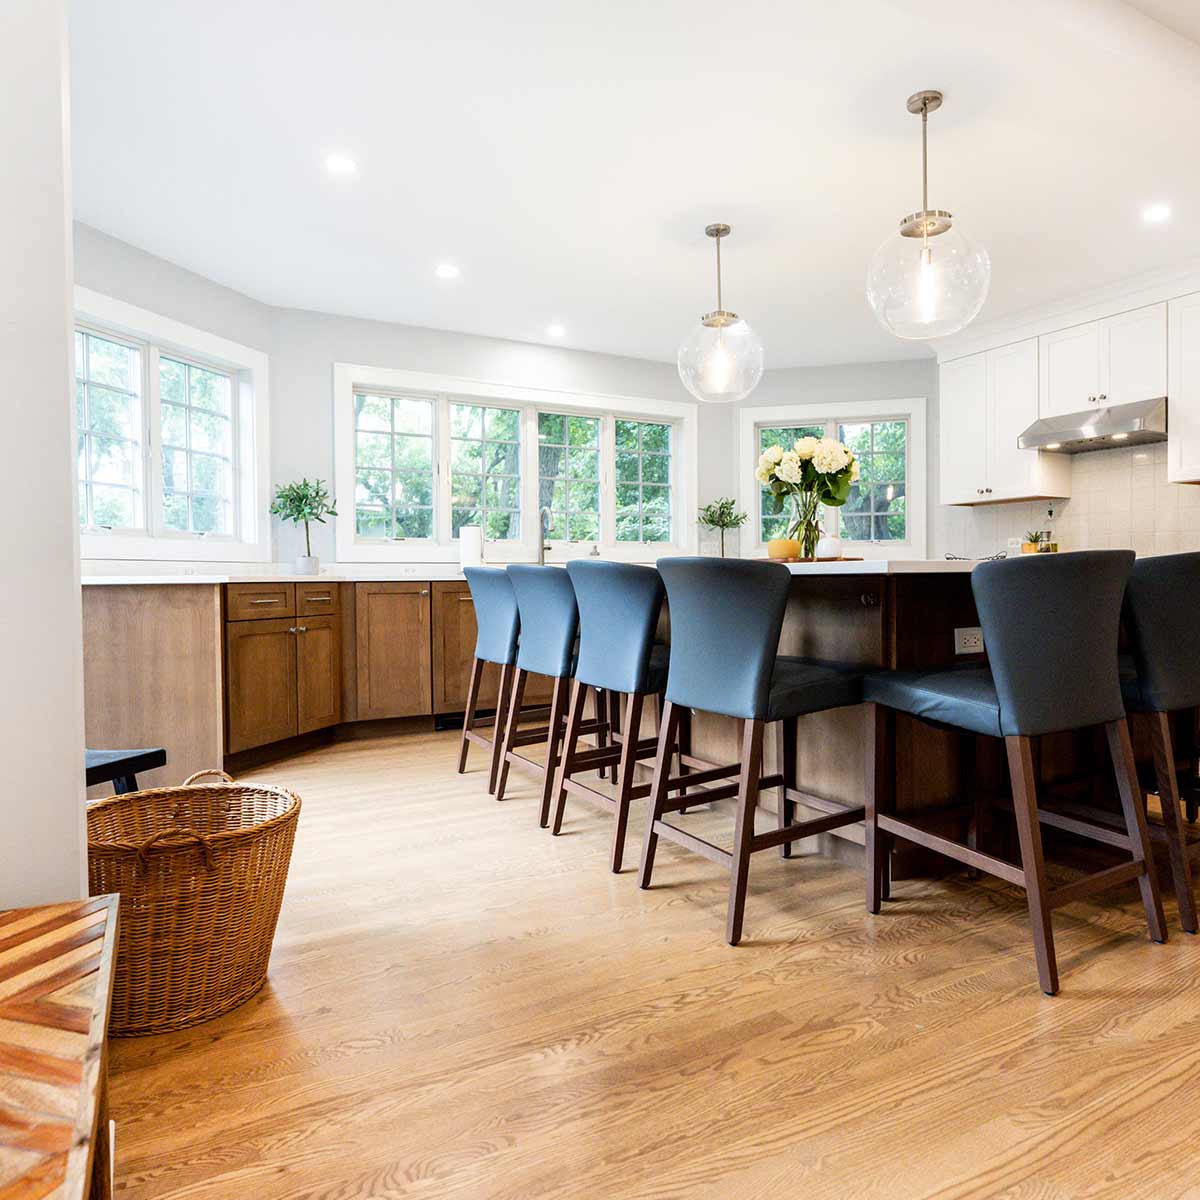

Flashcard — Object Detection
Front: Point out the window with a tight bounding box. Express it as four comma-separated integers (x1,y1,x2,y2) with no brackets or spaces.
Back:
75,329,144,530
159,356,235,535
757,422,824,541
353,392,435,540
753,417,909,545
615,419,672,543
450,402,521,540
538,412,600,542
839,420,907,541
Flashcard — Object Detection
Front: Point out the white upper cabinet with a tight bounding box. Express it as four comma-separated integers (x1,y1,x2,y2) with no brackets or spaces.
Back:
1038,303,1166,417
1168,292,1200,483
939,339,1071,506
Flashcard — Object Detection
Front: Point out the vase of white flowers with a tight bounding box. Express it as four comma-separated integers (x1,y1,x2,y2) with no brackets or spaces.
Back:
755,436,860,560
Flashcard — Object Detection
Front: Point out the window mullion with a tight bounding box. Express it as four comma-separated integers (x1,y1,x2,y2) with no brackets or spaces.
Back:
146,345,163,537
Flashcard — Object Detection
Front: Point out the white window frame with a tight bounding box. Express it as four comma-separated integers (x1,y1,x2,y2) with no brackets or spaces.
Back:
74,288,271,563
335,364,698,563
737,398,927,560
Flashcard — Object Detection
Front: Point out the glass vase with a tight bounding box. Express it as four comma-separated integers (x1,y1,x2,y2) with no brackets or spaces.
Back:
788,491,822,560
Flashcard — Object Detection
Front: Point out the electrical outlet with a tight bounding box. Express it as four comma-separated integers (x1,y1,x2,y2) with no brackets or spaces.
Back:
954,627,984,655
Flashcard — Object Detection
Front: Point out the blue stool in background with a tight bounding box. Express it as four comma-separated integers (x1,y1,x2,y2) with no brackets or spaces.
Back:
495,565,611,821
1119,552,1200,933
863,550,1166,995
459,566,522,793
549,561,670,871
639,558,865,945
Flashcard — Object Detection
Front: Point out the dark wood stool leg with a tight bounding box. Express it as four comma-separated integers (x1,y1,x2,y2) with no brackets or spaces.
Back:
537,675,570,828
494,668,528,802
594,689,609,780
726,719,765,946
1107,718,1168,944
638,700,680,889
610,691,644,873
551,681,589,835
1148,711,1198,933
457,656,483,774
865,702,887,914
780,717,797,860
1188,708,1200,824
677,704,692,810
113,774,138,795
608,690,623,783
1006,735,1059,996
964,734,981,880
488,662,514,795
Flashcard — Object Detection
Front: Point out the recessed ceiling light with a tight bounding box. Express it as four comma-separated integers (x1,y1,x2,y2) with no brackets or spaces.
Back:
435,263,460,280
324,153,357,176
1111,432,1129,440
1143,203,1171,224
545,323,566,338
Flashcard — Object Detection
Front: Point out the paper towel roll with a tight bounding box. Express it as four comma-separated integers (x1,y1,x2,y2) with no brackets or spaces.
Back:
459,524,483,567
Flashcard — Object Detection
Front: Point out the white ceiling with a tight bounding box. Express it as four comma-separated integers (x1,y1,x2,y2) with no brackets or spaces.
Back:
68,0,1200,369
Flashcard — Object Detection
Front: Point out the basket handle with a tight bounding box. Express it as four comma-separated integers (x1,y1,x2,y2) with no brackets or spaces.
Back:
137,826,217,868
182,768,234,786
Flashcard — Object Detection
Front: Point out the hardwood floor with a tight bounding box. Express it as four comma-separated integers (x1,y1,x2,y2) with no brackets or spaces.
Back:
109,729,1200,1199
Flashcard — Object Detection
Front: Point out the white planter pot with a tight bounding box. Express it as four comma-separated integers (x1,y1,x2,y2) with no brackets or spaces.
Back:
815,535,843,560
295,555,320,576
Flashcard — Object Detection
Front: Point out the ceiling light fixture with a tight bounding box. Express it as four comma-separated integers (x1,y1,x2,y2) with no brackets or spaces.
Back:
324,153,357,176
677,223,764,404
1142,203,1171,224
866,90,991,340
1111,432,1129,440
545,323,566,338
435,263,460,280
1045,442,1062,450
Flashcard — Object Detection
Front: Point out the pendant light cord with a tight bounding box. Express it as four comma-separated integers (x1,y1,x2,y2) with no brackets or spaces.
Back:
715,232,723,312
921,99,930,254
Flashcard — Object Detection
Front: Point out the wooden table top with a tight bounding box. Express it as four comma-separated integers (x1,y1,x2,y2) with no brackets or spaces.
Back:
0,894,119,1200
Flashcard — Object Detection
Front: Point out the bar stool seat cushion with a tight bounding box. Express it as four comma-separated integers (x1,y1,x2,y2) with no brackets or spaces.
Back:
864,666,1002,738
767,657,863,721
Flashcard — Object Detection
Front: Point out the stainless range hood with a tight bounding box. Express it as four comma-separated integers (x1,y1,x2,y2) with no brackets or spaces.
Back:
1017,397,1167,454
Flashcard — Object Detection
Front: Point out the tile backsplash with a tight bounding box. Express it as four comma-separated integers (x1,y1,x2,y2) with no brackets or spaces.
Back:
936,443,1200,559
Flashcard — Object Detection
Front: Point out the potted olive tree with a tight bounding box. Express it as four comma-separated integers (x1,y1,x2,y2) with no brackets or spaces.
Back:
697,497,749,558
270,478,338,575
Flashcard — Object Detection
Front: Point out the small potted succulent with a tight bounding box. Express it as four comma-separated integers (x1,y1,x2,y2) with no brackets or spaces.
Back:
1021,530,1044,555
270,478,338,575
697,497,748,558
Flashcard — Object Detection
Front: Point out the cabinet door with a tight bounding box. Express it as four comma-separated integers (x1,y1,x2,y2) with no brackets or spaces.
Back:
1102,302,1167,406
1169,292,1200,483
355,583,433,718
226,618,298,753
431,582,499,713
1039,322,1101,417
296,615,342,734
938,354,988,504
987,339,1040,500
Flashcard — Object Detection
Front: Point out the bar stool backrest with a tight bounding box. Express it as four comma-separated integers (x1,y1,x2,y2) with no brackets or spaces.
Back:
656,557,792,721
464,566,519,666
972,550,1133,737
507,564,580,680
567,560,665,695
1124,551,1200,713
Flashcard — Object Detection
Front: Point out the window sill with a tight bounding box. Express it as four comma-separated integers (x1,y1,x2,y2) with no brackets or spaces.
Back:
79,531,271,563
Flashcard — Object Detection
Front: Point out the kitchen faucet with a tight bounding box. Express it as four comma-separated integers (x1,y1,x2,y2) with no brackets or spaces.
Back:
538,506,552,565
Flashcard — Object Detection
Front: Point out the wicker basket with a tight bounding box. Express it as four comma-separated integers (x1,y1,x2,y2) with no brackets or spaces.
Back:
87,769,301,1037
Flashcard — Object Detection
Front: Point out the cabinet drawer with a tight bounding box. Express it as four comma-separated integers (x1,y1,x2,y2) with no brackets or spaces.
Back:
297,582,340,617
227,583,295,621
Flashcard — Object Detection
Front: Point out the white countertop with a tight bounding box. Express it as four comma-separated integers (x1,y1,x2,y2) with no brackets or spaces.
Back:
80,558,980,585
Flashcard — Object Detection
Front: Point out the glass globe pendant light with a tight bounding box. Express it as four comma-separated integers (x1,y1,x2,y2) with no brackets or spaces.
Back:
866,90,990,340
677,223,764,403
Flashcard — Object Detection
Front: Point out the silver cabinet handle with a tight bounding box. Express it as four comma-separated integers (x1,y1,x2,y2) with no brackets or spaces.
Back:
288,626,297,633
420,589,429,595
297,625,307,633
251,598,281,605
305,595,332,602
458,596,474,603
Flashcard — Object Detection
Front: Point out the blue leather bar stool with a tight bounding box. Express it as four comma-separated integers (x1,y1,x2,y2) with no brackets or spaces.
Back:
863,550,1166,995
1119,552,1200,932
639,558,865,945
548,561,669,871
494,565,610,821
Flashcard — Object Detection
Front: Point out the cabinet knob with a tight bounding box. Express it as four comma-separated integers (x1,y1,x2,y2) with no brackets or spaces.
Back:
296,625,307,633
1098,393,1107,402
287,626,297,634
420,589,430,595
977,488,984,494
985,487,993,494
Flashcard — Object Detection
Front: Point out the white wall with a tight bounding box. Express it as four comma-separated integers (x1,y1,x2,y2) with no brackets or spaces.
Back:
1,0,88,906
74,224,729,563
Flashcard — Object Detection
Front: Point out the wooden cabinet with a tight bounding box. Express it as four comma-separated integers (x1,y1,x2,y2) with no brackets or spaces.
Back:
226,582,295,621
225,589,342,753
355,583,433,718
1169,292,1200,483
226,618,299,753
1038,303,1166,417
939,340,1070,506
432,581,497,712
296,582,339,619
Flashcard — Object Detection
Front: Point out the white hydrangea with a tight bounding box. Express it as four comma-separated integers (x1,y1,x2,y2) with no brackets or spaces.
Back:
755,465,772,484
775,454,803,484
812,437,851,475
793,436,819,461
850,458,861,482
762,445,784,465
